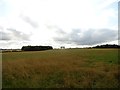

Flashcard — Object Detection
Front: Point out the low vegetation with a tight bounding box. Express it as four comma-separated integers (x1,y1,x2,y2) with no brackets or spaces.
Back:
2,48,119,88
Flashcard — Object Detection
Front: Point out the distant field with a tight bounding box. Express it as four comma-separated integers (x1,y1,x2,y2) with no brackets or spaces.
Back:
2,49,119,88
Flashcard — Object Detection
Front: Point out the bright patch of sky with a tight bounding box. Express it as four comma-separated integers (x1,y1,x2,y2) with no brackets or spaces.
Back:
0,0,119,49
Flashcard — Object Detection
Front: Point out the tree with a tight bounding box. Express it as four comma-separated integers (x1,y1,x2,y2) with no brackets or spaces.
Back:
60,46,65,49
21,46,53,51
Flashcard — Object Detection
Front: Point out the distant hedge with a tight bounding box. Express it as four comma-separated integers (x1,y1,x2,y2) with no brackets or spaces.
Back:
21,46,53,51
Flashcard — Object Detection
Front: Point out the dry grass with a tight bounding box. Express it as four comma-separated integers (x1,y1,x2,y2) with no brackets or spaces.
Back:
2,49,119,88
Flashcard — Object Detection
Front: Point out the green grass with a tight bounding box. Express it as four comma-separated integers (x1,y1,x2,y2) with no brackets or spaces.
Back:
2,49,119,88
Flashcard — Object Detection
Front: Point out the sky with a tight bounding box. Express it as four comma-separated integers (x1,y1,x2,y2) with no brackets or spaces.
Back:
0,0,119,49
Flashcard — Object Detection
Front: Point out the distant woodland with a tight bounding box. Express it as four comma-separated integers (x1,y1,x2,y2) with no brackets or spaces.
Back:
1,44,120,52
21,46,53,51
92,44,120,48
21,44,120,51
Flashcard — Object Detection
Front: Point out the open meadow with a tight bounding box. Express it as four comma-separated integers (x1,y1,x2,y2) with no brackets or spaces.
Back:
2,48,119,88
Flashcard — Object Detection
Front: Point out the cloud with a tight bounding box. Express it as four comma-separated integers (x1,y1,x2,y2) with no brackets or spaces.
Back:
46,25,67,34
0,26,3,30
0,40,30,49
0,0,118,48
53,28,118,45
0,28,30,41
0,31,11,40
20,14,39,28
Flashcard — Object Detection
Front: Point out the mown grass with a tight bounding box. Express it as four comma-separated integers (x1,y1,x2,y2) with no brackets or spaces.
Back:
2,49,119,88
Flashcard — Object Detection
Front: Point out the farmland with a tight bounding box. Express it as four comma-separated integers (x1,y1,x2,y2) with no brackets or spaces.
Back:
2,48,119,88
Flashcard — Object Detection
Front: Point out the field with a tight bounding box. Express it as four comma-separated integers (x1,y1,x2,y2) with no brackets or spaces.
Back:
2,49,119,88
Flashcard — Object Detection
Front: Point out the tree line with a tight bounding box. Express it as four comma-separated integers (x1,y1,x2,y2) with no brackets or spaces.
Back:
21,46,53,51
92,44,120,48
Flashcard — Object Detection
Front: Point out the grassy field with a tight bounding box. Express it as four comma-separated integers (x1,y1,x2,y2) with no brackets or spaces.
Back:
2,48,119,88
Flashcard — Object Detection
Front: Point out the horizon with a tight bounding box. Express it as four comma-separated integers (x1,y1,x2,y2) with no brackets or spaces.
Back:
0,43,119,49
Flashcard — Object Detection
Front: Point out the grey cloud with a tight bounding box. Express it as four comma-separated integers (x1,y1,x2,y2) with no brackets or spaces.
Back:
20,14,39,28
0,28,30,41
0,32,11,40
0,41,30,49
53,28,118,45
46,25,66,34
0,26,3,30
54,26,66,35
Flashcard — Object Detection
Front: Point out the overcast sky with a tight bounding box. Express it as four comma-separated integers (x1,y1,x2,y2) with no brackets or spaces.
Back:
0,0,119,49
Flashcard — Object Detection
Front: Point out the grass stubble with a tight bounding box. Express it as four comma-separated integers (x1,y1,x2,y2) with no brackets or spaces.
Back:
2,49,119,88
